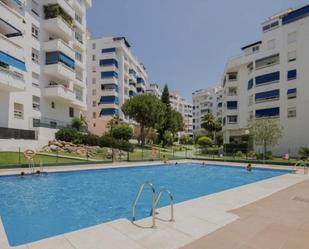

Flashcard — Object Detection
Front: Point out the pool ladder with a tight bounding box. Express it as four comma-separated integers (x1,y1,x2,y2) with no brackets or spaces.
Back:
132,181,174,228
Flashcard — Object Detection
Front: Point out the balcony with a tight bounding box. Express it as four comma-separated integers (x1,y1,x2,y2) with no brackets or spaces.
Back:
45,51,75,81
44,0,75,20
45,62,75,81
0,33,24,61
0,66,25,92
44,84,75,103
43,39,75,59
0,1,24,34
101,89,119,97
44,16,73,41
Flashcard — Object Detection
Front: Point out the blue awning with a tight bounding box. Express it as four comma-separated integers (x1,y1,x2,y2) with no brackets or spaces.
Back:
255,89,279,100
59,52,75,70
227,101,238,109
99,96,119,105
0,51,26,71
256,107,280,118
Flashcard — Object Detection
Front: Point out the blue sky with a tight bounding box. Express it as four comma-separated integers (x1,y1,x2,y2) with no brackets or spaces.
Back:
87,0,309,101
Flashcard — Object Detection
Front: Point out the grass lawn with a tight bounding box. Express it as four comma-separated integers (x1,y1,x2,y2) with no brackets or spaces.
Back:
0,151,85,167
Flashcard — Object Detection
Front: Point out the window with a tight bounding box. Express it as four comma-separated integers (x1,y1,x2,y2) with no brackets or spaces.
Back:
92,78,96,84
33,118,40,127
228,87,237,96
247,62,253,73
287,107,296,118
227,101,238,110
255,89,280,103
32,48,39,64
255,71,280,86
31,24,39,39
75,13,82,24
93,123,96,127
287,88,297,99
92,89,96,96
92,43,96,49
92,101,96,107
75,51,82,62
288,32,296,44
267,39,275,50
32,96,40,111
227,72,237,81
92,66,96,72
92,112,96,119
287,51,296,62
227,115,238,124
262,20,279,32
252,45,260,53
92,55,96,61
51,101,55,109
14,103,23,119
69,107,74,118
248,78,254,90
31,0,39,16
256,107,280,118
32,72,39,87
255,54,279,70
287,69,297,80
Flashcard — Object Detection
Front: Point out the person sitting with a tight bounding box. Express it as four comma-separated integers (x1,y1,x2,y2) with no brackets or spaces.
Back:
246,163,252,172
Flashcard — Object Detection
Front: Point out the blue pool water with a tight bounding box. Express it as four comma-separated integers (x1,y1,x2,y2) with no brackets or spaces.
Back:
0,163,288,246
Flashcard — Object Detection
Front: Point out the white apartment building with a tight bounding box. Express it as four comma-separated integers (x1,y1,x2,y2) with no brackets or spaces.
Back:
87,36,148,136
222,4,309,156
0,0,91,150
192,87,223,133
169,92,193,137
146,83,162,99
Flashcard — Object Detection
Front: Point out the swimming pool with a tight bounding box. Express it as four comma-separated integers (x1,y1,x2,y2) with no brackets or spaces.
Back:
0,163,289,246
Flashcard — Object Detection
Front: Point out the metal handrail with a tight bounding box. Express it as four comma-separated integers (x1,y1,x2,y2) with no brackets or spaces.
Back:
154,188,174,222
132,181,156,228
294,160,308,175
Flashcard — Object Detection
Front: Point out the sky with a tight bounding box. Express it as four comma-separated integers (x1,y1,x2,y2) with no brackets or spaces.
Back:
87,0,309,102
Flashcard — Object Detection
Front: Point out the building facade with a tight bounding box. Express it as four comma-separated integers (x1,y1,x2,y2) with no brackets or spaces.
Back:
0,0,91,149
192,87,223,133
146,83,162,99
87,36,148,136
169,92,193,137
222,4,309,156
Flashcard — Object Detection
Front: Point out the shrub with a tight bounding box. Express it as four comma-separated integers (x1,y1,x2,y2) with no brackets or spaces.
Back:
180,135,194,145
299,147,309,160
111,123,133,141
71,117,84,131
256,151,273,160
82,133,99,146
235,151,243,157
115,140,134,152
55,128,78,142
99,135,114,147
197,136,213,148
247,151,257,159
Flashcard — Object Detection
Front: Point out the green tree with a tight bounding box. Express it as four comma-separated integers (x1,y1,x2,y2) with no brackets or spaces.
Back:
106,115,122,133
299,147,309,160
163,131,174,146
249,118,283,158
170,110,184,136
158,84,172,142
122,94,165,146
111,123,133,141
71,117,84,131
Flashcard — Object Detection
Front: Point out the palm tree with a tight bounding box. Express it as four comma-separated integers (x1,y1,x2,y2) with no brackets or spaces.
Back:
201,113,222,144
106,115,122,133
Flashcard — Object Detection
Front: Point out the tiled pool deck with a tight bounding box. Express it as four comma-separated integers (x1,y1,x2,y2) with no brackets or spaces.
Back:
0,160,308,249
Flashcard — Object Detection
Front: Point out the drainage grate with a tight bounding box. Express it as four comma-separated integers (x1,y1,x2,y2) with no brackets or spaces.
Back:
293,196,309,204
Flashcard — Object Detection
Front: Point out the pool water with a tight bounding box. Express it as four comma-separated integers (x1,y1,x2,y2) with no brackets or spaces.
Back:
0,163,288,246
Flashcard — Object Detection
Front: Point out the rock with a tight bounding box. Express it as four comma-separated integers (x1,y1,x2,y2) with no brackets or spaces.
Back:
50,145,59,151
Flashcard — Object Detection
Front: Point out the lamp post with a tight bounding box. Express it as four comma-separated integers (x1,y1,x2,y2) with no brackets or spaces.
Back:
245,129,250,158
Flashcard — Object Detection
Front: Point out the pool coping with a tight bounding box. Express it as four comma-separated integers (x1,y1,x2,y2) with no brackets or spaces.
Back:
0,160,307,249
